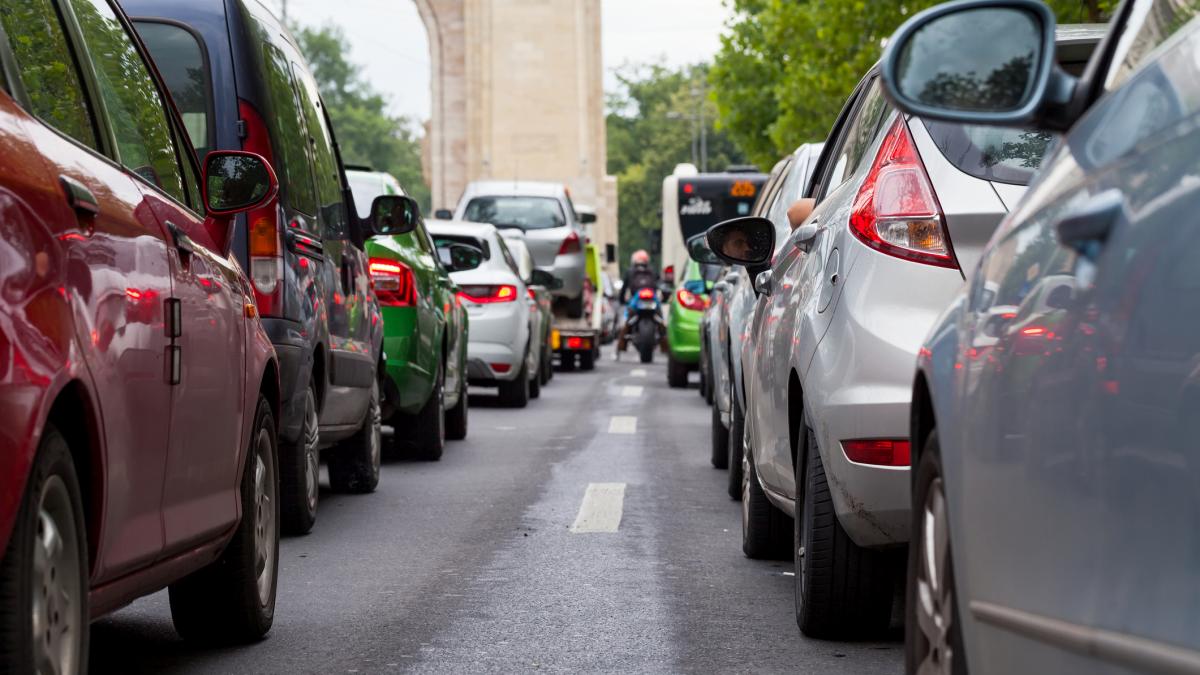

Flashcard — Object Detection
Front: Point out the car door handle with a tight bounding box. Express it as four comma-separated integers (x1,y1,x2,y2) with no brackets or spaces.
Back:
59,175,98,217
1056,190,1124,261
166,221,195,258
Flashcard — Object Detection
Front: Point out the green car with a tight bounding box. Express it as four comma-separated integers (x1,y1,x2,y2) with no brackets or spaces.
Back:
666,259,716,388
350,169,470,460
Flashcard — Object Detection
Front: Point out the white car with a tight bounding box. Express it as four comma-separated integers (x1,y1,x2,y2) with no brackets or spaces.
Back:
427,221,537,407
498,229,551,395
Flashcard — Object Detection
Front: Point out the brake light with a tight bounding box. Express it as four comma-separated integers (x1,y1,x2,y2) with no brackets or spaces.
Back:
676,288,707,311
369,258,417,307
490,363,512,373
457,285,518,304
565,336,592,350
240,99,283,312
637,287,656,300
527,288,537,300
843,439,911,467
849,117,956,269
558,231,582,255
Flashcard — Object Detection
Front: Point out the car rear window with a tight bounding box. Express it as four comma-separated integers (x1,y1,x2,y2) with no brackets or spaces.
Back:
434,234,490,260
463,196,566,230
135,21,213,156
921,121,1054,186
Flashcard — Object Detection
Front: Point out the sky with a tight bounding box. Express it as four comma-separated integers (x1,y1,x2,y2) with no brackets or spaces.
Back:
272,0,732,123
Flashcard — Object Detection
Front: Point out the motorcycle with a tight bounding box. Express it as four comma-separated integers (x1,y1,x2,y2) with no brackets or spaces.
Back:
627,287,665,364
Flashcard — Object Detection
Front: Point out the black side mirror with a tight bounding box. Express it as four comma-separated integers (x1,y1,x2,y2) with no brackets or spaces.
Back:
706,217,775,266
880,0,1063,128
434,208,453,220
204,151,278,215
686,232,722,265
577,207,597,224
441,244,483,272
372,195,420,235
530,268,564,290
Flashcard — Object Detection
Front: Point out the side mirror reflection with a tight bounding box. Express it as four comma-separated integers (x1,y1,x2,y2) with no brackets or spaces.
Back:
440,243,484,272
372,195,421,236
204,151,277,215
706,216,775,266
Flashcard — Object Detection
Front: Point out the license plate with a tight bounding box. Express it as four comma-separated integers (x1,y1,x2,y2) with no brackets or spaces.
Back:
637,300,657,310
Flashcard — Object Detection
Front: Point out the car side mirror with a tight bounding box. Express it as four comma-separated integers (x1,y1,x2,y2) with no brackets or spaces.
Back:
204,151,278,216
754,270,773,296
686,232,722,265
372,195,420,236
880,0,1068,128
530,268,563,290
433,208,453,220
577,209,597,224
791,223,822,253
441,244,483,272
706,216,775,266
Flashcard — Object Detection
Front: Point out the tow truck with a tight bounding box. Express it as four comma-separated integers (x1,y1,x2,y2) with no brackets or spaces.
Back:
551,242,605,371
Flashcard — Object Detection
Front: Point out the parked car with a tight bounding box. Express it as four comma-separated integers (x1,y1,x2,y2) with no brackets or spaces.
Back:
706,24,1101,638
349,168,469,459
428,222,537,407
498,228,551,395
128,0,385,534
449,181,594,318
0,0,285,667
665,259,720,387
882,1,1200,672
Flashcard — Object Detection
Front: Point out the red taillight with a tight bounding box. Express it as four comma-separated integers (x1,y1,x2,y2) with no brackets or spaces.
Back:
240,99,283,313
843,439,911,467
565,336,592,350
369,257,417,307
558,231,582,255
637,287,656,300
457,285,518,304
527,288,537,300
676,288,707,311
490,363,512,373
849,117,956,269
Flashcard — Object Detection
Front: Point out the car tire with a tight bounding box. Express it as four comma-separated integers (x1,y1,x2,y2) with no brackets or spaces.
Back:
699,342,709,400
498,359,530,408
407,362,446,461
727,384,745,501
529,363,542,399
564,293,585,319
280,382,319,535
445,373,469,441
539,346,552,386
170,396,279,644
906,431,968,675
794,423,898,639
579,349,595,371
0,424,89,675
328,379,382,491
710,398,729,469
742,447,792,560
667,355,689,388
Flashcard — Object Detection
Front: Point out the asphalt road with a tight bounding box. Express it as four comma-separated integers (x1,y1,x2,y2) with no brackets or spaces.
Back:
90,347,903,674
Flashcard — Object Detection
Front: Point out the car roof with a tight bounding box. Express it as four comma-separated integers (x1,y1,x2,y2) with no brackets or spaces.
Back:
463,181,564,198
426,220,498,240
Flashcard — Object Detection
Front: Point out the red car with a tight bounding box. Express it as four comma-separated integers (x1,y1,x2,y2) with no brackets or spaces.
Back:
0,1,283,671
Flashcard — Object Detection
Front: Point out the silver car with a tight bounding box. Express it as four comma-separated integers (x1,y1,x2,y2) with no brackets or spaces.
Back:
452,181,593,318
884,1,1200,671
707,27,1101,638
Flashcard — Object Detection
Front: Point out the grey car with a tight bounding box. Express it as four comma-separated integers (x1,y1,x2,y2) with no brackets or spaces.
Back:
884,0,1200,672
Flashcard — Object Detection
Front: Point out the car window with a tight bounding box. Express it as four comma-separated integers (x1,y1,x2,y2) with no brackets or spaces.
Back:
260,42,318,223
347,171,405,220
766,157,806,230
1105,2,1200,92
0,0,99,150
292,65,347,240
463,196,566,230
70,0,188,203
819,78,890,199
922,122,1055,185
134,21,213,157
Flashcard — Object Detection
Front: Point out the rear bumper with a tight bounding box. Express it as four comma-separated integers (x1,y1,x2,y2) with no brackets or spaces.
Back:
541,252,585,298
466,342,521,383
380,306,433,416
668,305,702,363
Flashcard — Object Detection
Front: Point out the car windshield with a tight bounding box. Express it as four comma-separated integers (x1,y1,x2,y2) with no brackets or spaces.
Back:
462,196,566,230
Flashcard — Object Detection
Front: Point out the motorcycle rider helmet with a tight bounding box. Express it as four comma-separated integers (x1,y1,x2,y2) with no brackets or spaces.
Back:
631,249,650,266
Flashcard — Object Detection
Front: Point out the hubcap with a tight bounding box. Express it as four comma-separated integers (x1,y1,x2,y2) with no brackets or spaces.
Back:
915,477,955,675
302,390,319,514
252,428,277,606
32,476,81,675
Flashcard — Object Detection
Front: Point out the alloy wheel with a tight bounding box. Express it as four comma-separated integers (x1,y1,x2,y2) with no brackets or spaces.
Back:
302,390,319,515
32,476,82,675
915,476,955,675
252,427,277,607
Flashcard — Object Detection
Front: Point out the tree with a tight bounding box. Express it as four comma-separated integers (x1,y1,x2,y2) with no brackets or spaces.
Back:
607,63,749,271
293,25,430,211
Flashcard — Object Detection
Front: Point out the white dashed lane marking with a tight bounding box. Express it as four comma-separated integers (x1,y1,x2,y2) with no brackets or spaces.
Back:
620,386,643,397
608,416,637,434
631,369,647,377
570,483,626,533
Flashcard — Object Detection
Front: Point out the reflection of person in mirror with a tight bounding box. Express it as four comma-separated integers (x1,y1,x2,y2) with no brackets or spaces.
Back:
723,227,753,260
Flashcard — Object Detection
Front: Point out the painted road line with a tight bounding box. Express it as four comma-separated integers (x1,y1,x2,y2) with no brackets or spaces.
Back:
631,368,647,377
570,483,626,533
608,416,637,434
620,386,643,397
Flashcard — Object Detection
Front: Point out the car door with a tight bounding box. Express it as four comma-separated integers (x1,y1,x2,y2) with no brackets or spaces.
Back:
411,218,446,383
957,7,1200,671
1,0,177,580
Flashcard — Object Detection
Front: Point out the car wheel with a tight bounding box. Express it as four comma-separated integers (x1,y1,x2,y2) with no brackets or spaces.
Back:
794,423,897,638
529,362,542,399
667,355,689,388
280,382,319,535
445,372,469,441
170,396,279,643
727,384,745,501
741,446,792,560
710,397,729,469
539,346,551,386
0,425,88,675
906,431,967,675
407,362,446,461
579,349,595,371
564,293,584,319
699,343,709,400
498,358,530,408
328,379,383,490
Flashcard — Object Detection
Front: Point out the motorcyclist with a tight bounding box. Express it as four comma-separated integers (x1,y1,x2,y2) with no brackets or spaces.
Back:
616,250,660,355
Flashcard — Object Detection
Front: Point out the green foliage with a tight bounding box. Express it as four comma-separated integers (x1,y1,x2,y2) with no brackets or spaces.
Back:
293,25,430,212
711,0,1114,169
607,63,749,271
